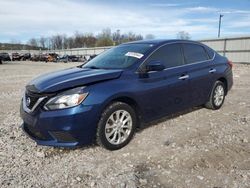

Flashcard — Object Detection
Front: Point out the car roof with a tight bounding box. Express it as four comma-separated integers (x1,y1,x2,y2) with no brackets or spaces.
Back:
122,39,201,46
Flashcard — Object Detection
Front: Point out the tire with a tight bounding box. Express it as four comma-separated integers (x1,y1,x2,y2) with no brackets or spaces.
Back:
96,102,137,150
205,81,226,110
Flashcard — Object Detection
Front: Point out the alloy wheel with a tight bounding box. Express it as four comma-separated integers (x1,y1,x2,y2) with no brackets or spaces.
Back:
213,85,225,106
105,110,132,145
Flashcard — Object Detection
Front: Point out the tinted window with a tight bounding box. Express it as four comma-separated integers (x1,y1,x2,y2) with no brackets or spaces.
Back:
183,43,208,64
145,44,183,69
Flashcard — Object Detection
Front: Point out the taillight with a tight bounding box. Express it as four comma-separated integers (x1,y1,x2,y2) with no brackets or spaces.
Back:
228,60,233,68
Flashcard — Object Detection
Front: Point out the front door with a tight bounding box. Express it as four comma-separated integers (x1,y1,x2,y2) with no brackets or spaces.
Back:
136,43,190,122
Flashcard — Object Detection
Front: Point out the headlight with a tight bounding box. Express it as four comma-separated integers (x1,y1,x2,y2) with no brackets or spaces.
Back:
44,87,88,110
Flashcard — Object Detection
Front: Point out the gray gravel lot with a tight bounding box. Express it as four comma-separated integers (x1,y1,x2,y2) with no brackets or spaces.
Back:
0,61,250,188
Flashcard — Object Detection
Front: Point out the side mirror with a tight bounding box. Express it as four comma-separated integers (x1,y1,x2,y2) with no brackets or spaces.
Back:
146,61,165,72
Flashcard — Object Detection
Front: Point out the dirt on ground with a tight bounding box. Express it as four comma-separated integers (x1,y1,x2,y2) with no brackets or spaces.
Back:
0,61,249,188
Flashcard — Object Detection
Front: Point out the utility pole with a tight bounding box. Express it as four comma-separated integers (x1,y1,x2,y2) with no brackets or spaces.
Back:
218,14,223,38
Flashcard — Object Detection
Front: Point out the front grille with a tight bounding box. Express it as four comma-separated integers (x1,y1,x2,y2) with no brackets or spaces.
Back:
23,90,49,113
25,92,40,109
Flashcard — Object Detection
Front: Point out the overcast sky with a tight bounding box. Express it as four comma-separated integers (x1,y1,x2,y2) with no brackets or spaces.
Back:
0,0,250,43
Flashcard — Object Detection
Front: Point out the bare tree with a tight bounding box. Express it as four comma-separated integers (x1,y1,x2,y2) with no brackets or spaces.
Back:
65,37,75,49
128,32,136,41
98,28,112,39
119,32,143,43
96,28,113,47
46,37,52,50
135,34,143,41
112,29,121,45
51,35,64,50
39,37,47,49
145,34,155,40
28,38,38,47
177,31,191,40
74,31,83,48
61,34,68,49
83,33,97,47
25,28,147,49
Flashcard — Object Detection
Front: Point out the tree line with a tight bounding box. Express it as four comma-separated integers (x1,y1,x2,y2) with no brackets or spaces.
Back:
1,30,190,50
27,28,156,50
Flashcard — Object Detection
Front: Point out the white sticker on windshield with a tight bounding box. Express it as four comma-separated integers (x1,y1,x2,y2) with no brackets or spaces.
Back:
125,52,144,59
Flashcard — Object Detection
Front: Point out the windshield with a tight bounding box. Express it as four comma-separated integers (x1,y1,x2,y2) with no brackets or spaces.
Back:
83,43,153,69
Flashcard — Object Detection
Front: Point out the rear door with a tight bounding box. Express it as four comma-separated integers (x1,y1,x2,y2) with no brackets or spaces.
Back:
136,43,190,121
182,43,215,106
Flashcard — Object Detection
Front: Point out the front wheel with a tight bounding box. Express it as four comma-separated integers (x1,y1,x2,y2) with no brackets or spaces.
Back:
205,81,226,110
96,102,137,150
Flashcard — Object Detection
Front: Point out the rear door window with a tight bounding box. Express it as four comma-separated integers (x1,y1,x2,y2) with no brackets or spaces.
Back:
182,43,209,64
145,43,184,69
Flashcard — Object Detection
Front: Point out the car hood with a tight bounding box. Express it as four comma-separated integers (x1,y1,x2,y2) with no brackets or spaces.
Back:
26,67,123,93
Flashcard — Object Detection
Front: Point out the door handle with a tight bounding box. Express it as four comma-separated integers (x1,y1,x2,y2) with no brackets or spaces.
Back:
209,68,216,73
178,75,189,80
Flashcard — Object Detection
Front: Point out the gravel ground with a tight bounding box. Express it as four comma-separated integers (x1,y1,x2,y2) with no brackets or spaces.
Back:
0,61,250,188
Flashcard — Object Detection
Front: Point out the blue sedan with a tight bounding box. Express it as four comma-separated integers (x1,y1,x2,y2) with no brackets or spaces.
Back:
20,39,233,150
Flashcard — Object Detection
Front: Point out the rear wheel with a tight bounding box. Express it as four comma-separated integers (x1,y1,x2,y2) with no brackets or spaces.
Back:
205,81,226,110
96,102,136,150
